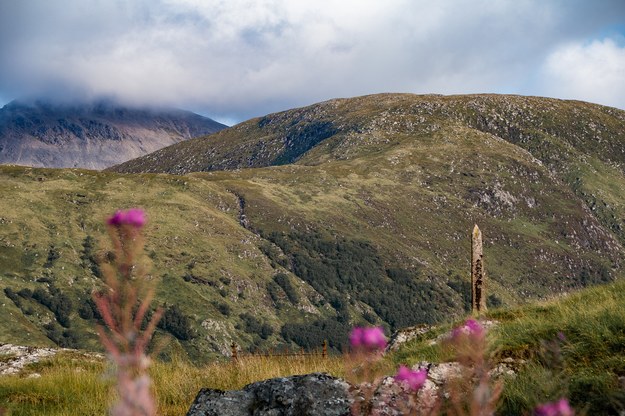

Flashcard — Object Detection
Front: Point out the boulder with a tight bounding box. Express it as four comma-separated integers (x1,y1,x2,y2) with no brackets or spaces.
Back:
186,372,352,416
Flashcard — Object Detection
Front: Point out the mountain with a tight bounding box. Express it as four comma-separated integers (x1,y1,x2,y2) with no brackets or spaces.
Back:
0,100,227,169
2,93,625,360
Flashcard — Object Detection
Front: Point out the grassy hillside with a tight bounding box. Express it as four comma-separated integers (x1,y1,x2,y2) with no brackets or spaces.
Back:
0,166,335,360
392,278,625,415
112,93,625,247
1,94,625,358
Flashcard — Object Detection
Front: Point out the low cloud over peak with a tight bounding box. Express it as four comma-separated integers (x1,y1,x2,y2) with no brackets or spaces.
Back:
1,0,624,123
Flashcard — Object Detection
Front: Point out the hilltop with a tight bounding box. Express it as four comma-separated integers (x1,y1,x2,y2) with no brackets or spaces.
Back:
0,100,226,169
1,93,625,359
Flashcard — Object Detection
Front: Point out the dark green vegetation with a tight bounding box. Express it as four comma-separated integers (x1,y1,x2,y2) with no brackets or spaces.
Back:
2,93,625,360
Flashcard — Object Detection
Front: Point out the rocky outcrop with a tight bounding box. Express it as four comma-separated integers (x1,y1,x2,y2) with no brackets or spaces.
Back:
186,334,522,416
386,324,436,352
186,373,352,416
0,344,59,375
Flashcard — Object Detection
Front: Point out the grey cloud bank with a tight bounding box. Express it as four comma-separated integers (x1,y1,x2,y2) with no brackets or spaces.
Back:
1,0,624,124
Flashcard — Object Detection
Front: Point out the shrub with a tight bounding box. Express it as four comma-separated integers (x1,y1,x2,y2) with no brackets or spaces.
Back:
239,313,263,334
3,287,19,304
81,235,101,277
266,280,282,305
78,297,101,321
158,304,194,341
265,231,458,340
281,319,349,352
260,323,274,340
44,323,79,348
215,302,231,316
273,273,299,304
17,288,33,299
44,245,60,268
32,285,73,328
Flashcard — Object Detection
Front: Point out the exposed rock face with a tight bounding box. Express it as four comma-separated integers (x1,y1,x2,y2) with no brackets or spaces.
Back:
186,373,352,416
386,324,435,352
0,344,59,375
0,100,226,169
0,343,103,376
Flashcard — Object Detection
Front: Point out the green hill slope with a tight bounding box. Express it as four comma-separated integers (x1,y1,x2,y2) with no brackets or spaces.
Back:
391,277,625,415
2,94,625,359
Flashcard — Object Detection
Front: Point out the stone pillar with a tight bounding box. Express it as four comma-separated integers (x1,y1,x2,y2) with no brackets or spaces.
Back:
231,342,238,362
471,224,487,313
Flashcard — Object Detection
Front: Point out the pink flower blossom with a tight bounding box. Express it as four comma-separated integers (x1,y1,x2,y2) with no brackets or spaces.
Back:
535,398,574,416
465,319,483,334
394,365,427,391
452,318,485,339
124,208,147,227
107,210,125,226
349,326,387,350
349,327,365,348
107,208,147,229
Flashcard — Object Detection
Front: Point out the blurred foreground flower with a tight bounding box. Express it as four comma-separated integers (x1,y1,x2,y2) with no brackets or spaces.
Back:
535,398,574,416
451,318,485,341
394,365,428,392
107,208,147,228
349,326,387,351
444,318,501,416
94,208,162,416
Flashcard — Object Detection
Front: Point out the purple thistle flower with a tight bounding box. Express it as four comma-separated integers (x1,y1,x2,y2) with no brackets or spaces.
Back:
349,326,387,351
465,319,484,335
535,398,574,416
106,208,147,229
363,326,387,349
107,210,125,226
394,365,427,391
349,327,365,348
452,318,485,340
125,208,147,228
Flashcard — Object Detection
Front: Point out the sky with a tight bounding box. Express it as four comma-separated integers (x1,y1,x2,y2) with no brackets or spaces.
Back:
0,0,624,125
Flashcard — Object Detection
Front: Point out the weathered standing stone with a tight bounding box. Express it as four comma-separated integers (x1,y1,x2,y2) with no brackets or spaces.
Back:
471,224,487,313
186,372,352,416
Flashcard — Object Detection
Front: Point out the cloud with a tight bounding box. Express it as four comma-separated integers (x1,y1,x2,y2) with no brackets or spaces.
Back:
1,0,624,122
539,37,625,109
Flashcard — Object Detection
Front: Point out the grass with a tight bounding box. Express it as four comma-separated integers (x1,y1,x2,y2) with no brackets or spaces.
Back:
0,354,110,415
1,93,625,377
0,351,345,415
389,278,625,414
5,279,625,415
3,279,625,414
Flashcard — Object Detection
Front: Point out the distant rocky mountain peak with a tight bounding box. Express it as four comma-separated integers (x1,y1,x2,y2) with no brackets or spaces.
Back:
0,99,227,169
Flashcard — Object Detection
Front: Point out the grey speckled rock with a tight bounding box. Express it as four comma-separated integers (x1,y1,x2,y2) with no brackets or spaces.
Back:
186,372,352,416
